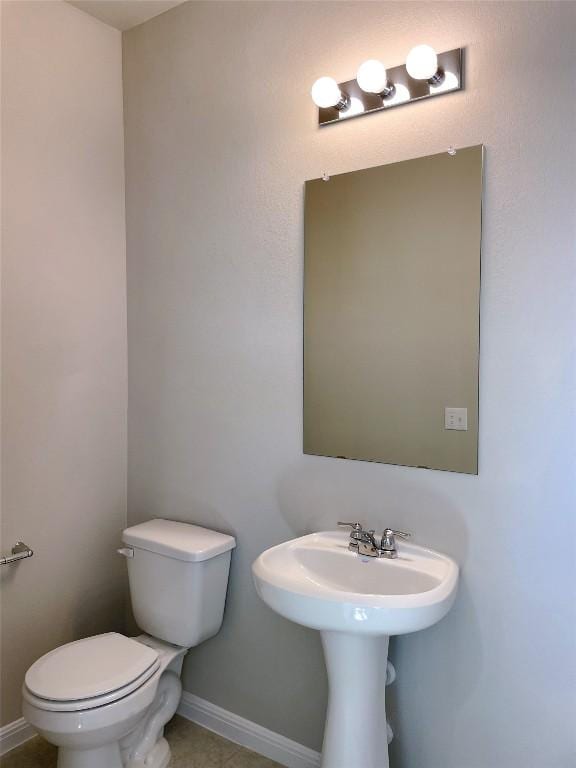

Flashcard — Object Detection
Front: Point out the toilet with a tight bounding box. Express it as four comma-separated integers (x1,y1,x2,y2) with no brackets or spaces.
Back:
22,519,236,768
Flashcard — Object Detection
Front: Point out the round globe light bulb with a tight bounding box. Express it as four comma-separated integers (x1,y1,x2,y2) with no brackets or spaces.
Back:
311,77,343,109
406,45,439,80
356,59,388,94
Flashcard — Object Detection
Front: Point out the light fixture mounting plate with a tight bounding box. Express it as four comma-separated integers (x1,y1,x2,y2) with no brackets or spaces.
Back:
318,48,463,127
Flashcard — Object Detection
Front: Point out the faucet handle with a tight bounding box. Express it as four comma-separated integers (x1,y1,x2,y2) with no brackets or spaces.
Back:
387,529,411,539
338,522,366,550
381,528,411,548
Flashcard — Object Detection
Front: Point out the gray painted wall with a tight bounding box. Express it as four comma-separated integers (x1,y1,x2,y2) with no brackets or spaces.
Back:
123,3,576,766
1,0,127,726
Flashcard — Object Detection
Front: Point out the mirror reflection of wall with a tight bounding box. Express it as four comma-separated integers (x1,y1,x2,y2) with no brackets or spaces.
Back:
304,145,483,474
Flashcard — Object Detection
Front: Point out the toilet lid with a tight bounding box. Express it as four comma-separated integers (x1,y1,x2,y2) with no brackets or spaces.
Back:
25,633,159,702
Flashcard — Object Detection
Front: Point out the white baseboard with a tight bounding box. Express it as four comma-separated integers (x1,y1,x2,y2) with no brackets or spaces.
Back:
177,691,321,768
0,717,36,756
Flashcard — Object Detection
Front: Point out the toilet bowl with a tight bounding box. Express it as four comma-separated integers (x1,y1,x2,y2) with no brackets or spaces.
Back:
23,633,185,768
22,520,236,768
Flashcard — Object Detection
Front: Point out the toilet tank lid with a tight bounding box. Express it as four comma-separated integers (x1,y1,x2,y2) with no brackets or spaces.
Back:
123,519,236,562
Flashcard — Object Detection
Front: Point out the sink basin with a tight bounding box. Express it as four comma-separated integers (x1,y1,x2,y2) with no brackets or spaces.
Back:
252,530,458,636
253,530,459,768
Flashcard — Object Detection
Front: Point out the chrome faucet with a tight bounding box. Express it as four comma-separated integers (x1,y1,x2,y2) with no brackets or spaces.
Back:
379,528,411,558
338,522,411,558
337,521,370,552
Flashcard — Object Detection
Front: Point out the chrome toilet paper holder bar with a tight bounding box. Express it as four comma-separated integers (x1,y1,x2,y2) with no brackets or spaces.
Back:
1,541,34,565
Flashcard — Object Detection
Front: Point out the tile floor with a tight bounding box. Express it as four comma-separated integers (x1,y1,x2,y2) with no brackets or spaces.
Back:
0,715,281,768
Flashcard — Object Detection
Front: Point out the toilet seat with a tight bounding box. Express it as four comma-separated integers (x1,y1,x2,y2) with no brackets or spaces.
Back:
24,633,160,712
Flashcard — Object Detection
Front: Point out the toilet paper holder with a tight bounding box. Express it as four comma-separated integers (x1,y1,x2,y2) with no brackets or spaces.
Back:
1,541,34,566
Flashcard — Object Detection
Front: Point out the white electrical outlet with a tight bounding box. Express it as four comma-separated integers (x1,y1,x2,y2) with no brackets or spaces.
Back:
445,407,468,431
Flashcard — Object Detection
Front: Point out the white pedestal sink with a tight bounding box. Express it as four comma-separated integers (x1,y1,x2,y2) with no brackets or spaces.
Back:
252,531,458,768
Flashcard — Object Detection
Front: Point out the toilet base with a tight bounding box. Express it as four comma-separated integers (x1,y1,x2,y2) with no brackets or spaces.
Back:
57,743,123,768
126,737,170,768
54,737,170,768
122,671,181,767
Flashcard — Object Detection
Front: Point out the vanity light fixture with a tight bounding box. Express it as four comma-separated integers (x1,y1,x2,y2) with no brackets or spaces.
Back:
312,46,462,126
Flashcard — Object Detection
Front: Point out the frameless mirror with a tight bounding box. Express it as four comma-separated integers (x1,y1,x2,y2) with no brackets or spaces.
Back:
304,145,483,474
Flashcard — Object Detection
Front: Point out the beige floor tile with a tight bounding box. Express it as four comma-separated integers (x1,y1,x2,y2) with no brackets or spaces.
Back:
224,745,282,767
0,736,57,768
166,716,239,767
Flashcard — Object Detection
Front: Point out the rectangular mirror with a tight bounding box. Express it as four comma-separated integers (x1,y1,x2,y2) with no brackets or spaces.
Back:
304,145,483,474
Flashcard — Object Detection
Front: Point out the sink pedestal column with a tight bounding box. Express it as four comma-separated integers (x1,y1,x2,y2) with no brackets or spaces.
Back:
320,631,390,768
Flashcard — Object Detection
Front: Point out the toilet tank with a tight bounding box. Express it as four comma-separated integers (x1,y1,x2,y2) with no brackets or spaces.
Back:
121,519,236,648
